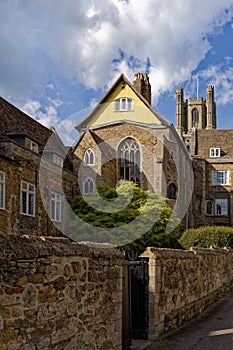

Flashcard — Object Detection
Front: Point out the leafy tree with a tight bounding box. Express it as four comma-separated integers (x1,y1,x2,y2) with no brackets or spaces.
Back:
68,181,181,258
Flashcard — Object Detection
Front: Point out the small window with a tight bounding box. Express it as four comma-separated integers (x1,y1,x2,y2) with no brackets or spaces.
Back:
206,201,213,215
26,138,39,153
215,199,228,216
210,148,220,157
53,154,63,167
212,170,229,186
114,98,133,111
84,149,95,165
83,178,94,194
20,181,36,216
51,191,62,222
0,171,5,210
167,183,177,199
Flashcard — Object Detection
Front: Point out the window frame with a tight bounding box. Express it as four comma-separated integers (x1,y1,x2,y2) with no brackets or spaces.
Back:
83,178,95,194
210,148,220,158
0,171,6,210
84,148,95,166
212,170,229,186
20,181,36,217
118,137,141,185
53,154,63,167
50,191,62,222
215,198,228,216
114,98,133,112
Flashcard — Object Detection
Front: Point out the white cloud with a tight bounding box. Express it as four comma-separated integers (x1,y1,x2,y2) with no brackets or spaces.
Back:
0,0,233,105
198,64,233,105
21,98,61,128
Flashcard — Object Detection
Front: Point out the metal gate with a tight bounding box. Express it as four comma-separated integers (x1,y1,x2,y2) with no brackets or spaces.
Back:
130,260,148,339
122,260,148,348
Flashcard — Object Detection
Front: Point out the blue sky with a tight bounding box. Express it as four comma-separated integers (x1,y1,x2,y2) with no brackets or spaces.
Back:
0,1,233,145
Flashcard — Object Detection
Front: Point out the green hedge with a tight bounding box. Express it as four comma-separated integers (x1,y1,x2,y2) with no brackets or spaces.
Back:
179,226,233,250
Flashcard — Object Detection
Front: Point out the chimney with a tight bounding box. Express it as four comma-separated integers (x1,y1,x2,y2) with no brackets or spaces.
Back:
133,72,151,104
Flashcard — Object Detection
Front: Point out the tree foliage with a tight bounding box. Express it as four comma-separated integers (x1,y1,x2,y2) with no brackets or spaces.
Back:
68,181,181,258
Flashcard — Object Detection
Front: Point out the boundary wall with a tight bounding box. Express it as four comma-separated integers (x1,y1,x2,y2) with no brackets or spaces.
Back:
141,247,233,339
0,233,123,350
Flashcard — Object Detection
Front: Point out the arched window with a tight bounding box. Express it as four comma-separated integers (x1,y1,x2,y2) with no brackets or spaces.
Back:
167,183,177,199
84,149,95,165
206,201,213,215
192,108,199,127
118,138,140,184
83,178,94,194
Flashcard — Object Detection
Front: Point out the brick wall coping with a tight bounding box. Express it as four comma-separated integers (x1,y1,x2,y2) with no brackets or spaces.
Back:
140,246,233,259
0,233,123,261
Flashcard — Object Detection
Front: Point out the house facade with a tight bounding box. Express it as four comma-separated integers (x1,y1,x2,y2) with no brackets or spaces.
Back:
0,97,78,236
176,87,233,227
73,73,193,230
1,72,232,236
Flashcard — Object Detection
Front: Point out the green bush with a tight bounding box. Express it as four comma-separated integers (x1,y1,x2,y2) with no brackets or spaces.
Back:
68,181,182,257
179,226,233,250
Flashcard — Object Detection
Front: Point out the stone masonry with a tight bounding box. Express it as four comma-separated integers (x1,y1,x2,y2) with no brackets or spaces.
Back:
0,233,123,350
141,246,233,339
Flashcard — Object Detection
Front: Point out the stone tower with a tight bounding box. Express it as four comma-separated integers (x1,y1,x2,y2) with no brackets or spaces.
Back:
176,85,216,155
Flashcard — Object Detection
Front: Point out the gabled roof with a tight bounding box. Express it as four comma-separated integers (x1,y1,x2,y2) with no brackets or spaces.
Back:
0,96,65,154
76,73,170,131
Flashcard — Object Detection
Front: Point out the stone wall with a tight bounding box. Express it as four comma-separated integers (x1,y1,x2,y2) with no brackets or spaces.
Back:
141,247,233,339
0,233,123,349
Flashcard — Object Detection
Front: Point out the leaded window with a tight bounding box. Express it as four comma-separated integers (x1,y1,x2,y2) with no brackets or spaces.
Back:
119,138,140,184
84,149,95,165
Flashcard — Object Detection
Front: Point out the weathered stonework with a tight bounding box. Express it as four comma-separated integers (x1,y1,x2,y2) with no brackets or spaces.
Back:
0,233,123,350
141,247,233,339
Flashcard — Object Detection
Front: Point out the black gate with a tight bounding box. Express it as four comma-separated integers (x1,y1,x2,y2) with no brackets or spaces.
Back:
130,260,148,339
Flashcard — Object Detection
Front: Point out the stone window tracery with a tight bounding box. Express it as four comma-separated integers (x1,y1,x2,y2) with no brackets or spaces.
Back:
118,138,140,184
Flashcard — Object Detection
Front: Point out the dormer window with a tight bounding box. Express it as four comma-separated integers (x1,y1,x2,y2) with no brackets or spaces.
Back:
210,148,220,157
53,154,63,167
114,98,133,111
26,138,39,153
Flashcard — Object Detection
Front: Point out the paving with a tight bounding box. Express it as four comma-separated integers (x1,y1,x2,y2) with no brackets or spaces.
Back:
131,290,233,350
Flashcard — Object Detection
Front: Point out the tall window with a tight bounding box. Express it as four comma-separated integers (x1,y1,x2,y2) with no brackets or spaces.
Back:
119,138,140,184
0,171,5,210
192,108,199,127
115,98,133,111
215,199,228,216
20,181,35,216
51,191,61,222
84,149,95,165
212,170,229,186
84,178,94,194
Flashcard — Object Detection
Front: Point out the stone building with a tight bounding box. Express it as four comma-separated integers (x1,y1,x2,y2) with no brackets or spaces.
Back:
73,73,193,230
0,97,78,236
176,86,233,227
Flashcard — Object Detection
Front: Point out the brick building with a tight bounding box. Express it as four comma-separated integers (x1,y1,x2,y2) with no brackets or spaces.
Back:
1,72,232,236
0,97,78,236
176,86,233,227
73,73,193,230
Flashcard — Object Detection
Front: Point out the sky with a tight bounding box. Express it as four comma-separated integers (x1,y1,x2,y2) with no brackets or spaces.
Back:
0,0,233,145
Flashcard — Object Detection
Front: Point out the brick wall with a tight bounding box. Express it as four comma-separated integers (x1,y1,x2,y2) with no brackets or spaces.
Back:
141,246,233,339
0,233,123,349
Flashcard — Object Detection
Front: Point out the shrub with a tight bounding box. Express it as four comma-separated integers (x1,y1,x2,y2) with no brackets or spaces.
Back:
179,226,233,250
